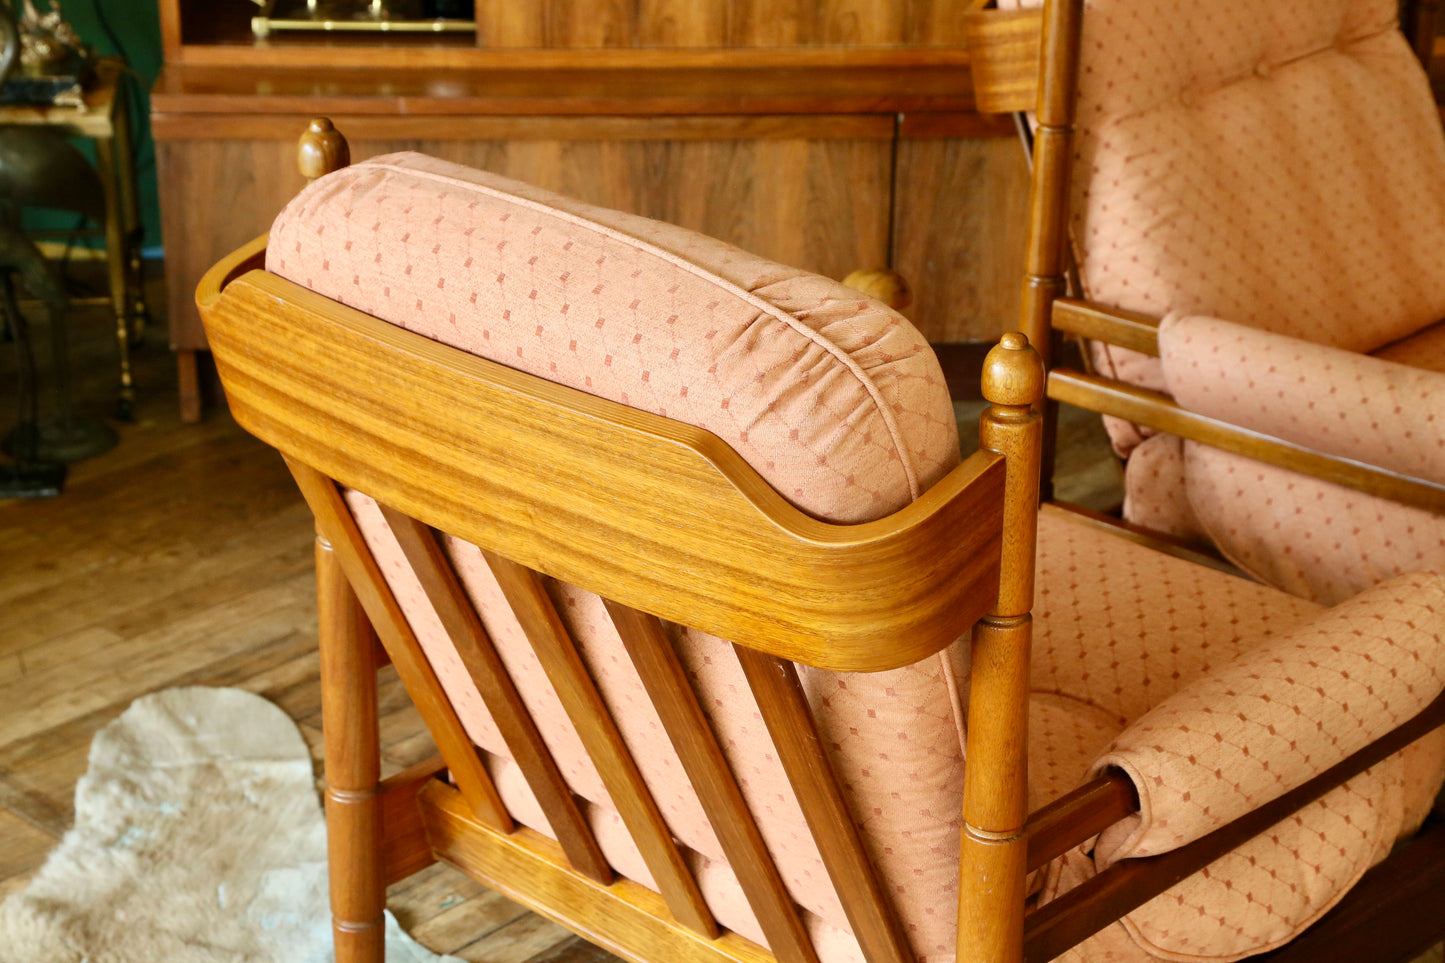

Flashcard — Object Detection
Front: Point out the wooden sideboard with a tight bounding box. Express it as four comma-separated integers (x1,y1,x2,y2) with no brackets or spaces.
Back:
152,0,1029,421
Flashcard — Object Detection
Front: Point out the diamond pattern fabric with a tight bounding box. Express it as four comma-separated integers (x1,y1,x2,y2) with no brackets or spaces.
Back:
1155,314,1445,602
1004,0,1445,604
270,154,1445,963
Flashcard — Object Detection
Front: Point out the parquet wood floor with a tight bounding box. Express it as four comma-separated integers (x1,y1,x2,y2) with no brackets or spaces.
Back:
0,264,1121,961
0,269,613,961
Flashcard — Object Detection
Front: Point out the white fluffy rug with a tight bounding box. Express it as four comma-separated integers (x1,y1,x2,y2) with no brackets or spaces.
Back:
0,686,461,963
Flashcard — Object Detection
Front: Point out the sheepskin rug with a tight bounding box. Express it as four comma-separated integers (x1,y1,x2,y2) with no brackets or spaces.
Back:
0,686,460,963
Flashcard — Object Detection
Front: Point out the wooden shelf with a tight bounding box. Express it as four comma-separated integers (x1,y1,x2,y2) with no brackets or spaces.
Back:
151,62,980,118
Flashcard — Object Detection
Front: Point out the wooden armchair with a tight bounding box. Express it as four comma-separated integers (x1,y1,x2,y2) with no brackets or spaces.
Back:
966,0,1445,604
195,123,1445,963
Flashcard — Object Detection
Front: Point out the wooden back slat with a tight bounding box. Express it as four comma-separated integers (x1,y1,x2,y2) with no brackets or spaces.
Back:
195,257,1006,674
482,551,719,938
375,503,613,885
733,646,918,963
605,601,821,963
286,458,513,832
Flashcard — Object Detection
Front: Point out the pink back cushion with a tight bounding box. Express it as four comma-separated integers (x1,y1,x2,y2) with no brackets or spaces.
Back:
268,153,970,961
1068,0,1445,353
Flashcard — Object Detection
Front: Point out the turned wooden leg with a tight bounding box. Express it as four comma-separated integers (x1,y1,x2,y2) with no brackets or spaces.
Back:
958,334,1044,962
317,529,385,963
178,351,202,424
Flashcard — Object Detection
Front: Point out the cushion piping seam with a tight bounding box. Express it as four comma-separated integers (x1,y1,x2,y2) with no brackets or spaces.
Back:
356,159,924,500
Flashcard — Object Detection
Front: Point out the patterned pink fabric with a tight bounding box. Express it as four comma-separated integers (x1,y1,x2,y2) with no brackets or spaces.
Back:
1033,509,1445,961
1154,315,1445,602
1095,569,1445,860
274,153,970,962
1180,445,1445,604
1119,434,1207,544
1001,0,1445,606
1066,0,1445,359
269,153,958,524
271,155,1445,963
1375,317,1445,372
1159,314,1445,485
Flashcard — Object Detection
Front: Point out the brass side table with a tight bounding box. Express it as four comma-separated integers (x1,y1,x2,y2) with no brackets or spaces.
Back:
0,58,147,420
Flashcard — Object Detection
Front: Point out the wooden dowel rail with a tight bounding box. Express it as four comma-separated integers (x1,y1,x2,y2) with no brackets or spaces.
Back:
1047,369,1445,514
1024,770,1138,874
1049,299,1161,357
1023,689,1445,963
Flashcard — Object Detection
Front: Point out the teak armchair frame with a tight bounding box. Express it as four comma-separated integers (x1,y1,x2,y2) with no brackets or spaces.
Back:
964,1,1445,518
194,123,1445,963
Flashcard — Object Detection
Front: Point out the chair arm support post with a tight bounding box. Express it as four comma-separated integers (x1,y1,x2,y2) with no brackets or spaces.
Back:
959,333,1046,962
317,529,386,963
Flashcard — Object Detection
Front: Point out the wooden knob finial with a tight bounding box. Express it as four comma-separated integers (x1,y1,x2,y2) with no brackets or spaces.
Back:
981,331,1044,408
298,118,350,183
841,267,914,312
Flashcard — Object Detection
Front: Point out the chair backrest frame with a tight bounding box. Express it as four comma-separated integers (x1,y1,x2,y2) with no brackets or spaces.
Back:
963,0,1445,515
196,224,1053,963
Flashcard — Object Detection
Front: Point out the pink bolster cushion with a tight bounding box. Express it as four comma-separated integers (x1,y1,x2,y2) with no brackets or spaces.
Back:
1093,568,1445,862
266,152,960,525
1158,313,1445,485
1085,569,1445,960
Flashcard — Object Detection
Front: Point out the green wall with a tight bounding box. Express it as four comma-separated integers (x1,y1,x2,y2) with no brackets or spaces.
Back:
17,0,164,256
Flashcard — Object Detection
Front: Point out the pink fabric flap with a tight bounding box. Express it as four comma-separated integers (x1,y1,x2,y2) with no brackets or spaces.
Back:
1158,313,1445,485
1092,569,1445,864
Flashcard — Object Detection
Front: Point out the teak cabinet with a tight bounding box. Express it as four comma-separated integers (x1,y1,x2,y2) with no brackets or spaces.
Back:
152,0,1028,421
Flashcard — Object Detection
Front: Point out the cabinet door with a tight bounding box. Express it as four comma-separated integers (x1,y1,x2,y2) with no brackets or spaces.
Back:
159,115,893,351
892,128,1031,345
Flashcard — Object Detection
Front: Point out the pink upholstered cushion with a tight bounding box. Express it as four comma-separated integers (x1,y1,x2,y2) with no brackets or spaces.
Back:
1067,0,1445,351
268,152,958,524
1179,445,1445,604
999,0,1445,459
1151,314,1445,603
1032,507,1445,962
1120,434,1207,544
1374,317,1445,372
271,153,970,962
1159,314,1445,485
1095,569,1445,860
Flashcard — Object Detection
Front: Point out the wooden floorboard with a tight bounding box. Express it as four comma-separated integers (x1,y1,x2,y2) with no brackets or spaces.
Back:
0,266,599,961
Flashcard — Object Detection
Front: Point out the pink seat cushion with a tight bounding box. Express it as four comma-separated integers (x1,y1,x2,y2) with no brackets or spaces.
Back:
1034,507,1445,961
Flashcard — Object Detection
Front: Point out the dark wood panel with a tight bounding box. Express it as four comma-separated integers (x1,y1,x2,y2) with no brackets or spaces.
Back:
893,134,1031,344
471,0,986,50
